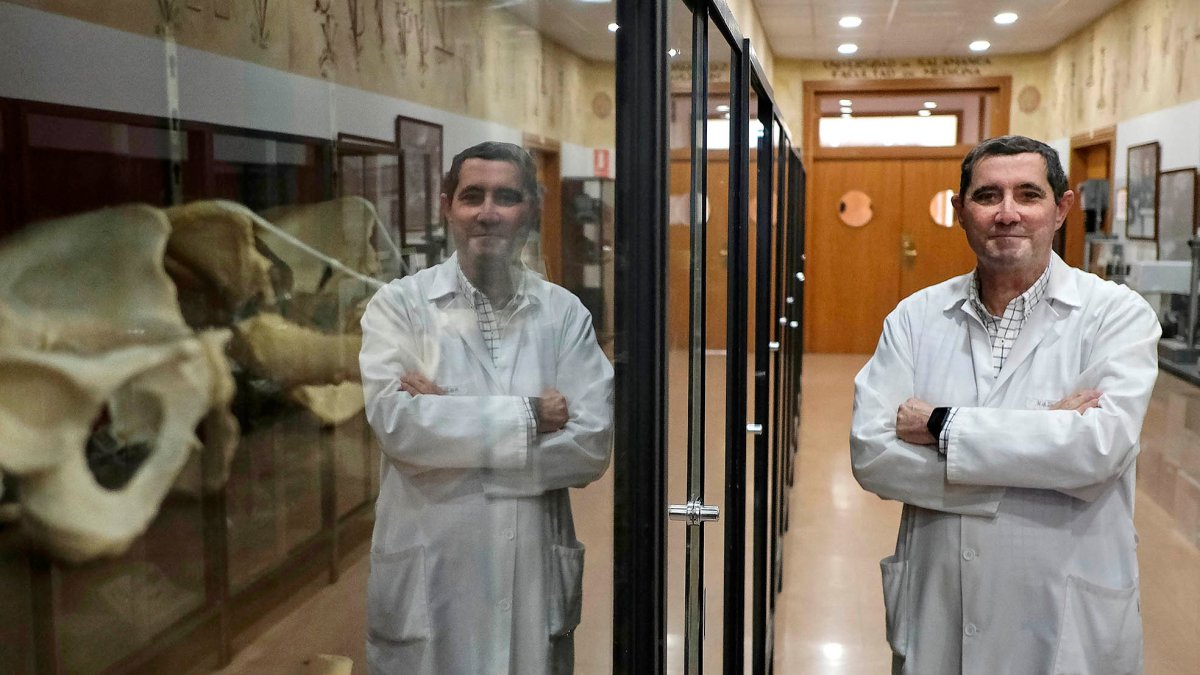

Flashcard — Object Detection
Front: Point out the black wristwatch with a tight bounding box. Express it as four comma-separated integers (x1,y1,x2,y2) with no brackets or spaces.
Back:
926,406,950,439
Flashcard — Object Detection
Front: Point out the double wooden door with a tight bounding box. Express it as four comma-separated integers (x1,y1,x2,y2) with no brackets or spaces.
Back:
806,157,977,353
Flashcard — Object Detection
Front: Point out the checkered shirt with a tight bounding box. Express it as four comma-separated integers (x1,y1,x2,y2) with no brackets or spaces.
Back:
939,264,1052,453
457,264,538,443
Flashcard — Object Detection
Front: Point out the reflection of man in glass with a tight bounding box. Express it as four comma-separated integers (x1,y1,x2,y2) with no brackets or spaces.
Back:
359,141,614,674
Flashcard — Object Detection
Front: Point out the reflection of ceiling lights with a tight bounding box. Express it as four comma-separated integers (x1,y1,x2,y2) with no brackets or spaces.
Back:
923,101,937,109
607,22,619,32
840,106,853,114
668,48,678,57
838,99,852,106
994,12,1018,25
969,40,990,52
918,109,932,117
716,104,730,112
724,113,731,120
839,16,862,29
838,43,858,55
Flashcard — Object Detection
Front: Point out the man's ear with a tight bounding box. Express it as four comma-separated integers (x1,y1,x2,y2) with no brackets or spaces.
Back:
1055,190,1076,230
951,193,965,228
439,193,451,218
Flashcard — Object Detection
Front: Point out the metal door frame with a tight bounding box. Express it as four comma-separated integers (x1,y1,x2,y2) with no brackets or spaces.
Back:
613,2,803,672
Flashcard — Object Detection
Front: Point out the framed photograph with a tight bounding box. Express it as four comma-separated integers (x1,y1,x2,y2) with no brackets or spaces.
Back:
1125,141,1159,240
1157,168,1198,260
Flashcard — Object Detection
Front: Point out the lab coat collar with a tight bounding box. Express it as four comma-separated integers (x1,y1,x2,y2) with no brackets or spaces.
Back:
426,252,539,310
942,252,1080,314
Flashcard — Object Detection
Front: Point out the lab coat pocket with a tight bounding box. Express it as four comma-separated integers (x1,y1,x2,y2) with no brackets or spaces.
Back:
880,555,909,657
547,541,585,637
1052,575,1143,675
367,545,431,643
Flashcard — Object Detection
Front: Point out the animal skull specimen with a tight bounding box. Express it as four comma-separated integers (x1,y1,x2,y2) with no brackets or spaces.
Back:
0,206,236,562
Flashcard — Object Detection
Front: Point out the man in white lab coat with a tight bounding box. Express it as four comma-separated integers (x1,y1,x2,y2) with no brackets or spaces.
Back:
359,141,614,674
851,135,1160,674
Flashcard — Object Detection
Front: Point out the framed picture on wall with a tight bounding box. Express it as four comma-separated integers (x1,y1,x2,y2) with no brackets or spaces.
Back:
1125,141,1159,240
1157,167,1198,260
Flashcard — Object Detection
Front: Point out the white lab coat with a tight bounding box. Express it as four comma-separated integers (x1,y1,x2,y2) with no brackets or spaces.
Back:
359,254,613,675
851,254,1160,675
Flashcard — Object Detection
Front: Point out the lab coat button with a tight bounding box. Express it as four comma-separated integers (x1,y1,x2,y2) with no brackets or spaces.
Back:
499,599,511,611
964,623,978,637
962,548,976,561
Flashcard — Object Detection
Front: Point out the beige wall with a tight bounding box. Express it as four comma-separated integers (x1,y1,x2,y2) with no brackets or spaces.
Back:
10,0,616,148
770,0,1200,146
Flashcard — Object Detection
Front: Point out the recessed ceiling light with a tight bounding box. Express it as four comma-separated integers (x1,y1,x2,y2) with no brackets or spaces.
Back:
838,43,858,55
724,113,731,120
607,22,619,32
918,109,932,117
668,48,678,57
841,113,852,119
838,99,853,106
716,104,730,112
840,106,853,114
994,12,1018,25
969,40,991,52
923,101,937,109
839,16,862,29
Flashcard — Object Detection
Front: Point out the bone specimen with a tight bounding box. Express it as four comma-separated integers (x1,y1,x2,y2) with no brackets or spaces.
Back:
0,206,236,562
164,200,277,327
259,196,383,294
231,312,362,389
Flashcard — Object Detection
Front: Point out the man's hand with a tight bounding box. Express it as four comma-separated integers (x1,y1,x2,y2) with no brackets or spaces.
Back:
896,397,937,445
399,372,445,396
535,389,569,433
1050,389,1103,414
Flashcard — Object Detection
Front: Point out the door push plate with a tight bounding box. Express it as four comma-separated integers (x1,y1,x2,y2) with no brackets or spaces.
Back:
668,500,720,526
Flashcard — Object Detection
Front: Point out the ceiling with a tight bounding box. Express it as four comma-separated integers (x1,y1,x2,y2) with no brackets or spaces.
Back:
499,0,1127,62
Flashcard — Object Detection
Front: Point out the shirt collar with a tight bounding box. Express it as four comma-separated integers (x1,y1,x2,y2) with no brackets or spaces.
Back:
968,261,1051,321
452,255,526,309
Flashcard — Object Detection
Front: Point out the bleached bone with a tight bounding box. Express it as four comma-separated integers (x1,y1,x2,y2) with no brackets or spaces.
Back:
259,197,384,293
231,312,362,389
289,382,366,427
164,200,278,326
0,205,236,562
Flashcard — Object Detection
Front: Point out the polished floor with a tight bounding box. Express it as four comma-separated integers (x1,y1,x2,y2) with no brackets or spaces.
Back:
199,354,1200,674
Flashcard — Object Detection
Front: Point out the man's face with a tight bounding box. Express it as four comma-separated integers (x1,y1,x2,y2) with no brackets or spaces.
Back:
952,152,1075,276
441,158,534,267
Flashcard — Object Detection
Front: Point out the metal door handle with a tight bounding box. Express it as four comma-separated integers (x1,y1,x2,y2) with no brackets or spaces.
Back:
668,500,721,525
902,233,918,261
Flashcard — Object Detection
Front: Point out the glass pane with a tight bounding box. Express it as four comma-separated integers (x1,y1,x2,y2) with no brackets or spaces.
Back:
1,0,617,672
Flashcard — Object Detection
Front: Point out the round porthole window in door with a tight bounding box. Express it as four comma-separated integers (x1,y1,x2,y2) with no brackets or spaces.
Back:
838,190,873,228
929,189,956,227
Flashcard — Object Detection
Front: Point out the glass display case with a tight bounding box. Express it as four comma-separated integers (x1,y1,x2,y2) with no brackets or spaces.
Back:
0,95,392,674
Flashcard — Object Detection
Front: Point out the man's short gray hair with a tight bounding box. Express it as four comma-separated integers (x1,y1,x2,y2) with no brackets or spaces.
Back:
959,135,1069,204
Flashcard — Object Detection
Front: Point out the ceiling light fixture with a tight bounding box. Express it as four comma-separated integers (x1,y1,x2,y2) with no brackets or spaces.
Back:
918,109,932,117
716,104,730,112
608,22,619,32
668,48,678,57
841,113,852,119
994,12,1018,25
840,106,853,114
923,101,937,109
839,16,862,29
838,43,858,55
839,99,853,106
969,40,991,52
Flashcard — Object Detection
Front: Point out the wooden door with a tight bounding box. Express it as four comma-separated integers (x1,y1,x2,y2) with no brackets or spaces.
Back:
807,157,976,353
806,159,903,353
899,159,976,298
529,147,562,282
